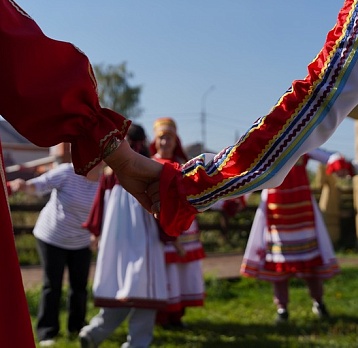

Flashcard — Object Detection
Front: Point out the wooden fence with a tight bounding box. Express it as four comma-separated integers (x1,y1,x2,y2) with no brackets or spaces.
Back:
10,188,357,250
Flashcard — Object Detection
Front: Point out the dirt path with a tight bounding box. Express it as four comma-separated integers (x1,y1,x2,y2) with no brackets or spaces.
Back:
21,253,358,291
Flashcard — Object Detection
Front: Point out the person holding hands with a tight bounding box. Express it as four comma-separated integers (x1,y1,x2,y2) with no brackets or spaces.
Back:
1,0,358,346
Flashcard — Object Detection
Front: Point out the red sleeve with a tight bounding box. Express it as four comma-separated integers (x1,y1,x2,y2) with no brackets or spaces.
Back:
159,162,197,236
158,0,357,236
0,0,130,175
155,219,177,243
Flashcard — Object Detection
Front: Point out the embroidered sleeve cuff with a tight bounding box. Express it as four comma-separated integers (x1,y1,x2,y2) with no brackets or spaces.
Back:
103,137,123,159
159,162,198,236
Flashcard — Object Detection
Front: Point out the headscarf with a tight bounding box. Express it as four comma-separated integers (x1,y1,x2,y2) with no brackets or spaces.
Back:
149,117,188,163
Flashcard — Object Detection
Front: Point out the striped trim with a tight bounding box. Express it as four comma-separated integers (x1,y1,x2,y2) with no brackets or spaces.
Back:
241,257,340,281
180,1,358,211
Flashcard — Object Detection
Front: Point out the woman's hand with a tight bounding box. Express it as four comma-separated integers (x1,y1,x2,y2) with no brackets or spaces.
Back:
104,140,163,214
8,178,26,193
89,234,99,252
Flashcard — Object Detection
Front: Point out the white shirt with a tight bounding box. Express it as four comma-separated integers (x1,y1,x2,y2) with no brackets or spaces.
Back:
30,163,99,250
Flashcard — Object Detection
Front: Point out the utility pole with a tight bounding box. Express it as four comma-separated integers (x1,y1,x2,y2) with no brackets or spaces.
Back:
201,85,215,152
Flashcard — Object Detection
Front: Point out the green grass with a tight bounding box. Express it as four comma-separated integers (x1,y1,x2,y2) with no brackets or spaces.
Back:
27,266,358,348
15,234,41,265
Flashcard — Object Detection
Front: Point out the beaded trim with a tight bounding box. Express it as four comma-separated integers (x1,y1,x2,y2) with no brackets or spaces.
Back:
103,137,122,159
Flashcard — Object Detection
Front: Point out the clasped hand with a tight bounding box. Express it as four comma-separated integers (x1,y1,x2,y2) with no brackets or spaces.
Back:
104,139,163,215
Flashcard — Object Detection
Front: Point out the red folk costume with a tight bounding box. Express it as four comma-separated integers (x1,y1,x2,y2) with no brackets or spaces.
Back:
150,118,205,326
265,155,322,273
240,149,344,281
0,1,130,346
158,0,358,236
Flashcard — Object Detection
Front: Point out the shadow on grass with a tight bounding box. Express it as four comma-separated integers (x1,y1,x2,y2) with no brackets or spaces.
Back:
149,314,358,348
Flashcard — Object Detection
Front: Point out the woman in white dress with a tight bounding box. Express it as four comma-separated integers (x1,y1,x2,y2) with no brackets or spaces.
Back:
79,124,167,348
240,149,351,323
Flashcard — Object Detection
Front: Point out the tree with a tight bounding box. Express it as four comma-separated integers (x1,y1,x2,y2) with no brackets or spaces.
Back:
93,63,142,119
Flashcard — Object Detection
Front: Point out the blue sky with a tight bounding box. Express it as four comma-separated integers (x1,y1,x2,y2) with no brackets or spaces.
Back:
15,0,355,160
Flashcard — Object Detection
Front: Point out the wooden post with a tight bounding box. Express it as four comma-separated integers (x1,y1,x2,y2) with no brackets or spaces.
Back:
353,121,358,246
317,164,341,243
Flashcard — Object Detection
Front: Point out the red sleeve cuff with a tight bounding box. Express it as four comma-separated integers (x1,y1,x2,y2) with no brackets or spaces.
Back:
159,162,198,236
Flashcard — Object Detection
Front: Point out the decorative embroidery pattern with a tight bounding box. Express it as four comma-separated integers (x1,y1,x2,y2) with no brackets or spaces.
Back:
180,2,358,212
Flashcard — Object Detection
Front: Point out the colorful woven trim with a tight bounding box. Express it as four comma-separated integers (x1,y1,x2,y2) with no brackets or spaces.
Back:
159,0,358,236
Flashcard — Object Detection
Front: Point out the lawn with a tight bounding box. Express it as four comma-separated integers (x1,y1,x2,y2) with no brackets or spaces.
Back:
27,265,358,348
